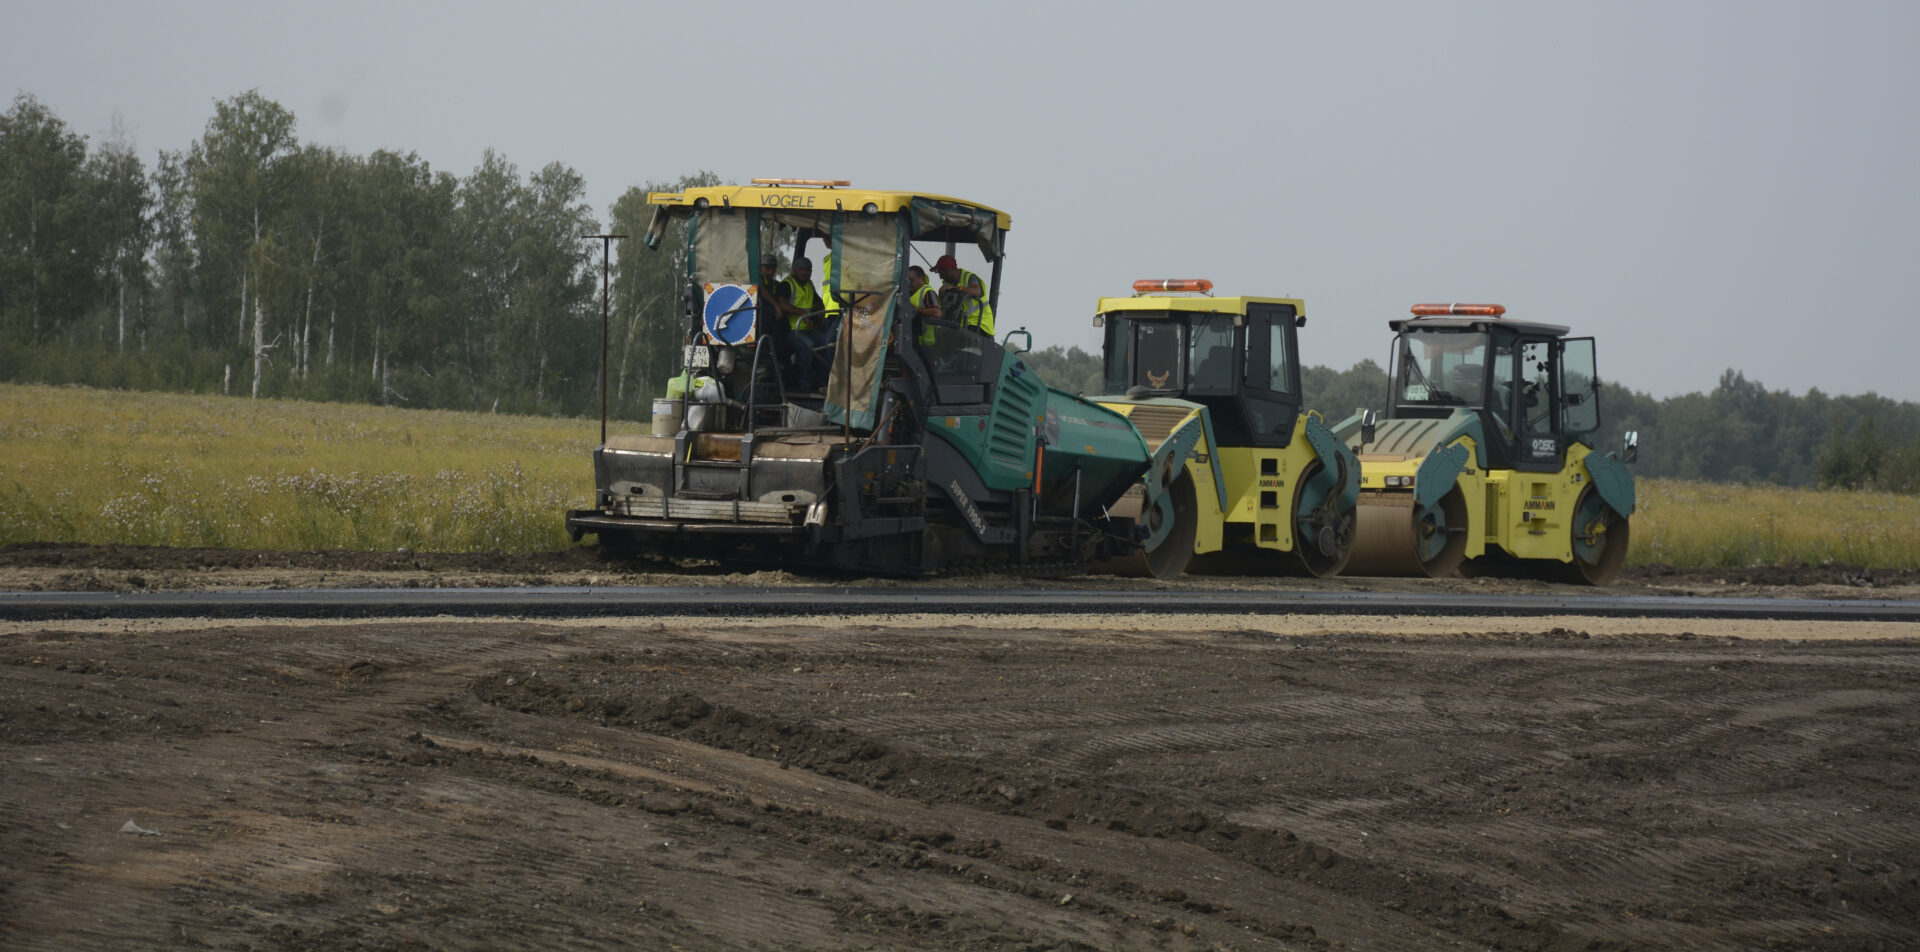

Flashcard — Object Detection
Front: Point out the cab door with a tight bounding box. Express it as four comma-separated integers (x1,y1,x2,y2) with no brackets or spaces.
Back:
1559,337,1600,439
1237,303,1302,448
1510,337,1566,470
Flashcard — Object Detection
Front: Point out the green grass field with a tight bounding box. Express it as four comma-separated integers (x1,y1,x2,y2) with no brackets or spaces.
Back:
4,383,1917,568
0,383,598,552
1629,478,1920,570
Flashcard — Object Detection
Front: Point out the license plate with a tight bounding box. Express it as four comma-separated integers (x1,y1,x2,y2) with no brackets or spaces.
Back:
684,345,710,369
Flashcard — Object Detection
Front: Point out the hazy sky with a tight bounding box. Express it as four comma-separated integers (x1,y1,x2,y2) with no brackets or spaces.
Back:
10,1,1919,401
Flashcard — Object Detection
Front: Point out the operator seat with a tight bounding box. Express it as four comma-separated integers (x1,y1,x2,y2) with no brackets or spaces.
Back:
1194,346,1231,389
1450,363,1483,403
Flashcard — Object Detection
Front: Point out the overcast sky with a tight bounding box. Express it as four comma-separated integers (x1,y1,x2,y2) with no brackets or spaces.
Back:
10,0,1918,402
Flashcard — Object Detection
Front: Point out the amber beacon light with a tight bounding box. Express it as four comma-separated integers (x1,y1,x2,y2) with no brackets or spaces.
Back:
1133,278,1214,294
1410,303,1506,317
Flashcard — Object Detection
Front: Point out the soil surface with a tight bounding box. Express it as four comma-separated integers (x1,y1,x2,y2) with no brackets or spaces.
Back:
3,542,1917,600
5,547,1920,950
3,617,1918,948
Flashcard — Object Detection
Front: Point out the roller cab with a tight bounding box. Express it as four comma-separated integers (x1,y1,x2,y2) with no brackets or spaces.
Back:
1091,281,1361,579
1331,304,1637,584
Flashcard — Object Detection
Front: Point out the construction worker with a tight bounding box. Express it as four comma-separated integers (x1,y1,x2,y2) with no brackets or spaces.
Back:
930,254,994,337
779,257,830,390
820,250,843,338
906,265,943,347
906,265,941,319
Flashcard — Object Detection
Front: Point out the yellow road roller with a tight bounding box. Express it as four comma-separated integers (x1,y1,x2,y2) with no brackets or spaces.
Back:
1329,303,1637,584
1092,280,1361,579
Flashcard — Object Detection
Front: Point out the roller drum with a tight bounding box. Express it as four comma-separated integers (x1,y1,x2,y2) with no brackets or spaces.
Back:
1345,490,1467,578
1568,487,1631,585
1106,473,1197,579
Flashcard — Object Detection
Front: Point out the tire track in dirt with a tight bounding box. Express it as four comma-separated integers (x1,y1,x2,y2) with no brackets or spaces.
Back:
8,619,1920,950
1191,637,1920,951
458,641,1653,951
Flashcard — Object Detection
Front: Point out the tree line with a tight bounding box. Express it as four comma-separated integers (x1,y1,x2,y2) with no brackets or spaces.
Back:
4,91,1917,491
0,90,713,417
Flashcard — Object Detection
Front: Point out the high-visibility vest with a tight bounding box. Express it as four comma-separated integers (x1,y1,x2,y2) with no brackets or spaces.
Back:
785,276,822,330
910,284,939,345
822,253,842,321
948,268,995,336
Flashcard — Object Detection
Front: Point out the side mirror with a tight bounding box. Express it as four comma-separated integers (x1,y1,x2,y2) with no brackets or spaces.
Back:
1360,408,1378,446
1622,430,1639,464
1003,327,1033,354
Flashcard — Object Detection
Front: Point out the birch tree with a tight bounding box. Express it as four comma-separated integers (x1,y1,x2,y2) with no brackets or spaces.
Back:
0,94,100,340
87,118,153,351
186,90,297,396
454,149,524,405
501,161,597,412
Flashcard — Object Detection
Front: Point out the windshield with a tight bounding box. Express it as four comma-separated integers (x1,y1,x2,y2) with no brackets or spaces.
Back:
1102,312,1194,394
1395,328,1489,407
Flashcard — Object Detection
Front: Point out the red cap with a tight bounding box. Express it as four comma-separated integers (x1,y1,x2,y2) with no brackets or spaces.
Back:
932,254,958,271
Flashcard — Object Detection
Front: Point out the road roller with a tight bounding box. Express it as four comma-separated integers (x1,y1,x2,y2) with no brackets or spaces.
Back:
1089,280,1361,579
1329,303,1637,584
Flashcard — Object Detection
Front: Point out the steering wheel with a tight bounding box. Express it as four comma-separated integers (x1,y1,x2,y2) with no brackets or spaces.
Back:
937,286,964,321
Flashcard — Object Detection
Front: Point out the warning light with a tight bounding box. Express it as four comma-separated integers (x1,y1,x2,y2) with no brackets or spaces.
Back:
1133,279,1214,294
751,178,852,187
1410,303,1506,317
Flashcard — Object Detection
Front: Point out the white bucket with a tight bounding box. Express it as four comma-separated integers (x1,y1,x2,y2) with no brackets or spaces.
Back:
651,398,683,436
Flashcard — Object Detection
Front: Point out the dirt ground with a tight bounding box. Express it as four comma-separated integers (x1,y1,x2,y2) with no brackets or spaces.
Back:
4,547,1920,950
3,541,1917,600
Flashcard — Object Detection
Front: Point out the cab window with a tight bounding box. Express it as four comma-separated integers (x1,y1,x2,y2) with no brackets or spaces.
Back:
1245,306,1297,395
1101,316,1134,393
1187,316,1235,392
1134,321,1185,392
1397,329,1488,407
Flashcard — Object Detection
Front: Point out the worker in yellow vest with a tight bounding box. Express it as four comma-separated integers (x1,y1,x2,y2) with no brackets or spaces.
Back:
820,251,843,333
931,254,994,336
906,265,942,346
778,257,830,390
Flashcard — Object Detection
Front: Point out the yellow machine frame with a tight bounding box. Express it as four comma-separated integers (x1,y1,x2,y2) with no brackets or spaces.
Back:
1094,290,1358,575
1336,304,1634,583
1355,437,1607,565
646,180,1012,229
